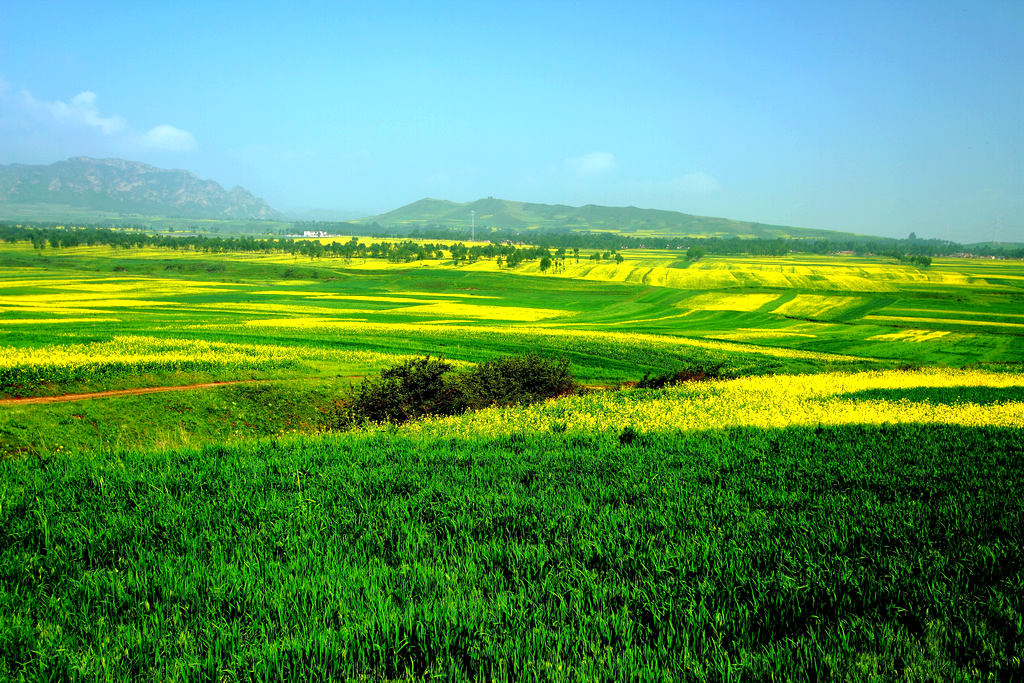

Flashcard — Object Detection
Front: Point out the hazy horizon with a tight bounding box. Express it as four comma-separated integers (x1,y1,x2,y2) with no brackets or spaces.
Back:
2,1,1021,243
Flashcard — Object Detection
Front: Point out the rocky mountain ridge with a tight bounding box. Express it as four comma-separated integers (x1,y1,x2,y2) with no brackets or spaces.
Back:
0,157,282,220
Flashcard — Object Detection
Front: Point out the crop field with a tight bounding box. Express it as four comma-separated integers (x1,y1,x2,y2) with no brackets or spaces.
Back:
1,239,1022,679
1,243,1021,376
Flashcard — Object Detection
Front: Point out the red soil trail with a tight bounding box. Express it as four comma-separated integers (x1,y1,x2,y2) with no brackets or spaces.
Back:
0,380,261,406
0,375,367,406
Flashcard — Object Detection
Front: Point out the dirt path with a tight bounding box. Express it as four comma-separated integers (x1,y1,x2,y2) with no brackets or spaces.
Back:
0,375,368,406
0,380,263,406
2,377,614,407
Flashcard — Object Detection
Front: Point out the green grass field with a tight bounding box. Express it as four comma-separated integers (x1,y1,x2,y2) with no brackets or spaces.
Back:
1,240,1022,679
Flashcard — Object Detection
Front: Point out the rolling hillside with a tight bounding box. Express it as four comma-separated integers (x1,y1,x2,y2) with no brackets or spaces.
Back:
365,197,867,240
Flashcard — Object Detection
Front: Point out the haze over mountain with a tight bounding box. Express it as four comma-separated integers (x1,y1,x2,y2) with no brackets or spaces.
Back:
364,198,863,241
0,158,282,221
0,156,1003,245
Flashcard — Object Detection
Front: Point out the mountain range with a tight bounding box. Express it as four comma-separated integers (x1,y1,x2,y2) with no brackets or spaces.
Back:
0,157,282,221
365,197,858,240
1,157,868,240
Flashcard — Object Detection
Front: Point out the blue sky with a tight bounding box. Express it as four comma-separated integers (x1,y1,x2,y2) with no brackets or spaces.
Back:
1,0,1021,241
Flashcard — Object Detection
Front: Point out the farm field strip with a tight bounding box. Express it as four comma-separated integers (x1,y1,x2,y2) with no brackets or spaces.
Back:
238,318,871,362
868,329,953,342
865,314,1024,329
877,307,1024,320
771,294,862,318
400,368,1024,439
572,311,701,327
0,335,426,391
0,336,297,387
706,328,819,341
678,292,780,311
190,302,380,316
248,291,454,303
0,297,176,309
393,302,568,321
0,317,123,325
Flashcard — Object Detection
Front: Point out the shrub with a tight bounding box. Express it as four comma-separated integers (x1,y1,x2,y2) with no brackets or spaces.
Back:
348,356,464,424
342,353,579,426
636,365,723,389
619,426,638,445
458,353,579,410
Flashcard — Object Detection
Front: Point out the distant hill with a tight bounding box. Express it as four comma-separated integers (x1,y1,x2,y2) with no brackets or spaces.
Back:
365,197,863,240
0,157,283,221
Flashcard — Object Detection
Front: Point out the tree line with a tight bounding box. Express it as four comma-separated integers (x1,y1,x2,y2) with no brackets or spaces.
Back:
0,224,626,269
297,220,1024,260
2,221,1021,264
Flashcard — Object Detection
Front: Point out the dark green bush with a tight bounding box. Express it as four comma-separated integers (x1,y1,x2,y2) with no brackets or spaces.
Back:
619,426,638,445
636,364,723,389
457,353,579,410
341,353,579,426
348,356,464,424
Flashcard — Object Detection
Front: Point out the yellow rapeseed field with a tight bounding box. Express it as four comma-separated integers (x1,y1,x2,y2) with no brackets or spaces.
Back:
402,368,1024,439
707,328,818,341
250,291,445,303
0,335,421,384
393,302,568,321
865,315,1024,329
241,318,866,362
681,292,779,312
882,308,1024,320
392,290,500,299
0,317,122,325
0,336,296,381
193,302,373,316
868,329,953,343
0,294,175,309
772,294,860,318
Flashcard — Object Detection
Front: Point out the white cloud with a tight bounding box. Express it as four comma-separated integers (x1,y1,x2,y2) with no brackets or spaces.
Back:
0,80,196,156
44,90,126,135
18,89,129,135
668,172,722,194
565,151,616,177
141,124,197,151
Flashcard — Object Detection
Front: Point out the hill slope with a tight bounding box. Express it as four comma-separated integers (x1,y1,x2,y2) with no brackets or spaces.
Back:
366,197,863,240
0,157,283,221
